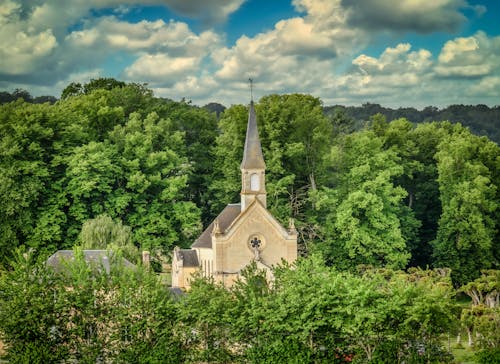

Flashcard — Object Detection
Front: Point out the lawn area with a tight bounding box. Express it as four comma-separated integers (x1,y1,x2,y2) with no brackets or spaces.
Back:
450,343,478,364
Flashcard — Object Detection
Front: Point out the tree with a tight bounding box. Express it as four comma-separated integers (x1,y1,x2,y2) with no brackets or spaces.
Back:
79,214,138,262
61,82,83,99
313,130,411,269
0,248,63,362
152,100,219,225
459,270,499,354
433,125,499,286
177,274,234,362
0,101,55,261
83,78,126,94
402,121,455,267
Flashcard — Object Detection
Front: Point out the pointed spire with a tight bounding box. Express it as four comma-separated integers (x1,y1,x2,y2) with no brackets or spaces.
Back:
212,218,221,236
241,101,266,169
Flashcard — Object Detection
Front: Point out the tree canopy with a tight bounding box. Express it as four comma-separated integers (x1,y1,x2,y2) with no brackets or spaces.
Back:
0,79,498,285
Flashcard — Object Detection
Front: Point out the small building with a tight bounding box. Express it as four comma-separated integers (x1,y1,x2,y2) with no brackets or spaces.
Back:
46,250,135,274
172,101,298,289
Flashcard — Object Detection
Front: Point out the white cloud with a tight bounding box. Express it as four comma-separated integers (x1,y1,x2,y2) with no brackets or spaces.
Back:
435,31,500,78
336,43,433,101
212,0,365,90
0,0,234,85
0,1,60,75
124,54,200,84
469,76,500,97
0,0,498,109
66,17,221,56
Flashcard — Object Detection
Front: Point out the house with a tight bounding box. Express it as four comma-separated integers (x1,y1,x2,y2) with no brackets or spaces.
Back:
172,101,297,289
46,249,135,274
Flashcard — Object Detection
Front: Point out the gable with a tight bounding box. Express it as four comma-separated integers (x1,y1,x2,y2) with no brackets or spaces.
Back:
224,199,290,240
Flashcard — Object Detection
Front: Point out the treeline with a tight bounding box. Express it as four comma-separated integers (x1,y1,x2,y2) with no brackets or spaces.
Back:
0,89,57,105
325,103,500,144
4,87,499,144
1,249,498,363
0,80,499,287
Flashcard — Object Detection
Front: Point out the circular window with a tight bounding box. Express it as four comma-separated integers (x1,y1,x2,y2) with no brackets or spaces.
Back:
248,235,265,260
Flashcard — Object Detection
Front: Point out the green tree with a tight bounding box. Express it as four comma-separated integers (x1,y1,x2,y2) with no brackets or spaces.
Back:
402,121,455,267
459,270,499,356
60,82,83,99
0,247,182,362
433,125,499,286
313,130,411,269
177,274,234,363
0,101,55,261
79,214,138,262
0,248,63,362
107,111,201,251
152,99,219,225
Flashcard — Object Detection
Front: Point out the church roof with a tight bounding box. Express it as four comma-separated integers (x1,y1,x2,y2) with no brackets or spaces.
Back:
46,250,135,274
240,101,266,170
175,249,199,267
192,203,241,248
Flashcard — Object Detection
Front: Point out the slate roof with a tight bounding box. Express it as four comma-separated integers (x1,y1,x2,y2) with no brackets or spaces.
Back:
175,249,199,267
191,203,241,248
240,101,266,170
46,250,135,274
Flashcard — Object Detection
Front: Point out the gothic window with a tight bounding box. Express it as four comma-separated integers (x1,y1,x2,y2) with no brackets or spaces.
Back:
250,173,260,191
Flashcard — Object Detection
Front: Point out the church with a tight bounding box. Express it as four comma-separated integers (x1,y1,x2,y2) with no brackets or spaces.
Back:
171,101,298,289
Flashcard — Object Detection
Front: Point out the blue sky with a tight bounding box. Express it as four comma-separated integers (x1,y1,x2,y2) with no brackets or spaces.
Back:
0,0,499,108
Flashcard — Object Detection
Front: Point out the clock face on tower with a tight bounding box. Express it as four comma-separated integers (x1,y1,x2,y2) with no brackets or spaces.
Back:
250,173,260,191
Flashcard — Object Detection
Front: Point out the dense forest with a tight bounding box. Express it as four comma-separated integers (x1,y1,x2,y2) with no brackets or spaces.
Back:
324,103,500,145
0,79,498,362
1,79,498,284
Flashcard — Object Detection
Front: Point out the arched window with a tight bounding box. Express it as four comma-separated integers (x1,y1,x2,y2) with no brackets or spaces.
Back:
250,173,260,191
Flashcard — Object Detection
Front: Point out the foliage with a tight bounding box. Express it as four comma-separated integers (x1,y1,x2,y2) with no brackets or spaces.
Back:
79,214,139,262
177,274,234,363
0,247,182,363
0,249,480,363
0,81,209,264
175,257,457,363
433,126,499,286
459,270,500,353
325,103,500,144
313,128,412,269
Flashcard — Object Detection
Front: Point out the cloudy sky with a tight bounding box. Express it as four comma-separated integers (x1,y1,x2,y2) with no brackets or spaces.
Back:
0,0,499,108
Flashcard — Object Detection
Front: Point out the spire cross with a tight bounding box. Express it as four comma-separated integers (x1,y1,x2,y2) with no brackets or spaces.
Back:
249,78,254,101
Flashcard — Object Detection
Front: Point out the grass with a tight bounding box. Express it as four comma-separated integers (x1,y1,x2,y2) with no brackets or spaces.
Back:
450,343,477,364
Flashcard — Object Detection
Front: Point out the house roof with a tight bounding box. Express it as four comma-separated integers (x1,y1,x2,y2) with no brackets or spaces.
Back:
46,250,135,274
240,101,266,170
175,249,199,267
192,203,241,248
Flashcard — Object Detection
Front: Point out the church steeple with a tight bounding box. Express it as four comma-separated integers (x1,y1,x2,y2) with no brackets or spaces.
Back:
241,101,266,170
241,101,266,211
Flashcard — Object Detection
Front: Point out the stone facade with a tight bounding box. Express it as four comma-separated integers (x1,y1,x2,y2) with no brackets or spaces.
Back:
171,101,297,289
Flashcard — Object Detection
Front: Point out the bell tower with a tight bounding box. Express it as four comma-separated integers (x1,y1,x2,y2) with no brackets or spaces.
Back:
240,101,266,211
